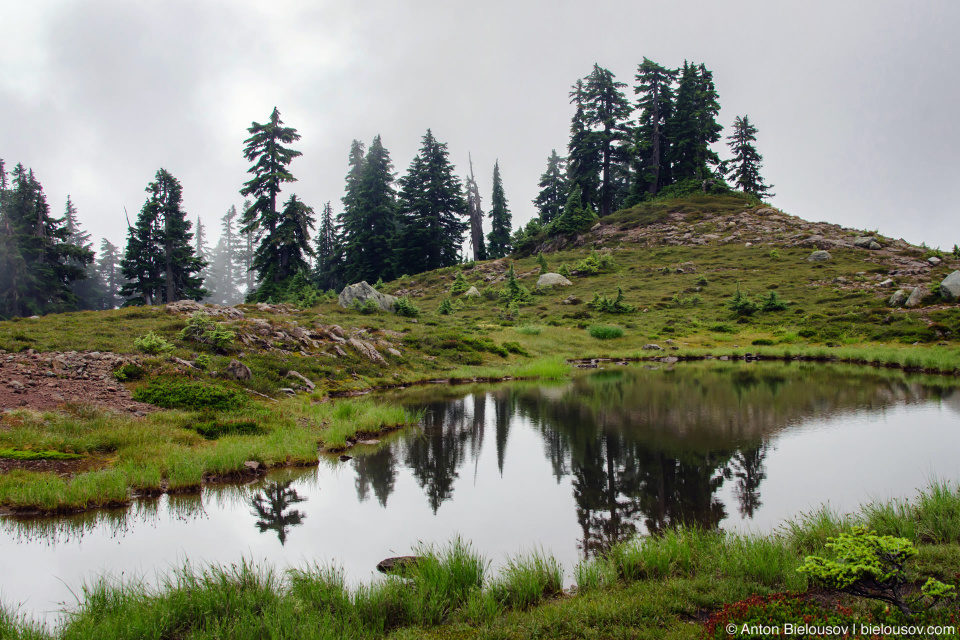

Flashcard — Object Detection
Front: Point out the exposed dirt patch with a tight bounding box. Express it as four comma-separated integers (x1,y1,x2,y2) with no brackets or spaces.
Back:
0,456,108,477
0,350,156,414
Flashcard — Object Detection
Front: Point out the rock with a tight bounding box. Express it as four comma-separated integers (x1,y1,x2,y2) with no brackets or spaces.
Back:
940,271,960,301
755,208,775,216
279,388,296,396
807,250,832,262
348,337,387,365
879,279,895,288
642,344,663,351
225,359,252,381
285,370,316,391
854,236,882,250
905,286,927,308
537,273,573,287
244,460,263,472
464,286,481,297
590,223,601,231
377,556,421,574
928,256,942,266
338,281,397,313
888,290,909,306
561,295,581,305
387,348,402,357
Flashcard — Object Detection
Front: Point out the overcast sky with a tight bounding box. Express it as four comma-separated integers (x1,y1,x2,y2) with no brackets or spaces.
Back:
1,0,958,255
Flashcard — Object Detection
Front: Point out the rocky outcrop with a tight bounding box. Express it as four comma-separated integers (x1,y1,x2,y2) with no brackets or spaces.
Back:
166,300,244,319
940,271,960,301
338,282,397,313
854,236,882,250
348,337,387,365
537,272,573,287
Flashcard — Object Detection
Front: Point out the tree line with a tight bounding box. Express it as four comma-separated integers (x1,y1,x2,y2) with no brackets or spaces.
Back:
0,57,772,317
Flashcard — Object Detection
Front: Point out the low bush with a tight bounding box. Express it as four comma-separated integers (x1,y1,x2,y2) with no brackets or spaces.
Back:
132,378,247,410
588,287,635,314
133,331,174,355
179,312,236,350
394,296,420,318
575,249,617,276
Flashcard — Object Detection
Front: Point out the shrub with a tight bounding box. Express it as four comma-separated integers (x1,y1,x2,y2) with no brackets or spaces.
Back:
761,291,788,311
557,263,571,278
589,325,624,340
132,379,247,410
134,331,174,355
769,248,781,260
114,363,146,382
450,271,470,295
352,299,379,315
729,284,760,316
575,249,617,276
179,312,236,350
516,325,542,335
536,252,548,272
191,418,263,440
194,354,212,370
751,338,775,346
437,298,453,315
394,296,420,318
502,341,529,356
797,527,956,616
695,275,709,287
588,287,635,314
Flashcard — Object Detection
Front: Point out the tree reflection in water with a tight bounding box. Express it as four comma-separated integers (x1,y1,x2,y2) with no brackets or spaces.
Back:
250,480,306,545
352,363,931,555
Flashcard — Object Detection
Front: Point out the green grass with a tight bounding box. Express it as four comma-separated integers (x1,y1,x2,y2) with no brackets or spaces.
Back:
588,324,624,340
0,448,83,460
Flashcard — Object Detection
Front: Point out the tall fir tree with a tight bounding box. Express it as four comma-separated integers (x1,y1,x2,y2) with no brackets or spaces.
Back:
239,107,302,294
533,150,568,224
486,161,512,259
566,79,602,214
339,136,398,284
94,238,125,309
723,115,774,198
632,58,677,198
0,164,92,318
668,62,723,182
551,184,598,236
120,169,205,305
313,201,340,291
395,130,467,275
62,196,102,310
580,64,633,217
194,215,213,297
240,199,255,292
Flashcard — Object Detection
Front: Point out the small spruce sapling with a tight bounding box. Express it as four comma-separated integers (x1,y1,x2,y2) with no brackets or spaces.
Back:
450,271,470,295
536,252,548,273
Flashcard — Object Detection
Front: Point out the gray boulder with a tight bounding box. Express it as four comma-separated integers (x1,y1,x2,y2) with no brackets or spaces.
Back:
888,289,909,307
854,236,882,250
905,286,927,308
226,359,252,381
537,272,573,287
807,250,832,262
464,286,481,297
928,256,943,266
642,344,663,351
338,281,397,313
940,271,960,301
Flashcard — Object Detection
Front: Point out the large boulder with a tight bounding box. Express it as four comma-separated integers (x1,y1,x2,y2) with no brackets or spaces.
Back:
940,271,960,301
905,286,927,308
537,272,573,287
225,359,252,381
854,236,882,250
338,282,397,313
464,286,481,297
807,250,832,262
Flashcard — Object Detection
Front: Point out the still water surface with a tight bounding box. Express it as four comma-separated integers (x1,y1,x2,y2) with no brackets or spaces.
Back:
3,361,960,623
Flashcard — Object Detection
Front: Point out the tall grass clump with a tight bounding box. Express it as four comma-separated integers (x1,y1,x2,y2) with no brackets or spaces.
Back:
0,604,49,640
512,357,571,380
406,537,487,624
915,479,960,543
515,324,542,335
780,505,855,554
311,398,421,449
489,550,563,610
588,325,624,340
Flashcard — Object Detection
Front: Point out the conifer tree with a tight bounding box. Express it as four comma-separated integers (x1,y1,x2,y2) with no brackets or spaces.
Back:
533,150,568,224
247,194,315,301
551,185,598,236
632,58,677,197
566,79,601,213
240,199,255,292
0,164,92,317
239,108,302,295
313,201,340,291
94,238,124,309
581,64,633,217
62,196,101,309
120,169,205,305
668,62,723,182
486,161,512,259
194,215,213,296
723,115,774,198
338,135,398,284
395,129,467,275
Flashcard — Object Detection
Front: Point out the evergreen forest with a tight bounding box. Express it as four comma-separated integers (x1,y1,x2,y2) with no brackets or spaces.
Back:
0,59,773,318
